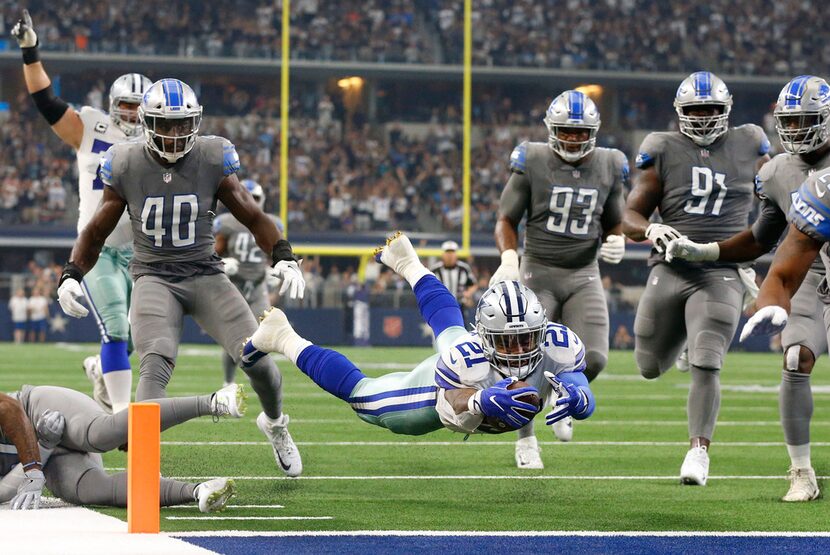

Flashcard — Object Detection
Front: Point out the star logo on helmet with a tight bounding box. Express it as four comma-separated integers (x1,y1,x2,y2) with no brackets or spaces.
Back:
163,172,172,183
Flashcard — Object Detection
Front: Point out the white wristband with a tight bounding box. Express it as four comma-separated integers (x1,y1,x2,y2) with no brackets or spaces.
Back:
500,249,519,268
467,391,482,415
700,242,720,261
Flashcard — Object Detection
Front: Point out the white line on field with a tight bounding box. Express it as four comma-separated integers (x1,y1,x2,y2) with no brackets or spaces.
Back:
169,530,830,538
158,440,830,447
165,516,332,521
181,418,819,426
165,504,285,509
168,474,826,481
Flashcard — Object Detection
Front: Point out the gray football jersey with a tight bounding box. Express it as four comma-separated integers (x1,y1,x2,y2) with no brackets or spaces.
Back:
101,136,240,279
635,125,769,266
213,212,283,283
753,151,830,274
501,142,628,268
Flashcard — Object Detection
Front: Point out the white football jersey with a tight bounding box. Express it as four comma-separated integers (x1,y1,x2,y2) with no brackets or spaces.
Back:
76,106,133,248
434,322,586,433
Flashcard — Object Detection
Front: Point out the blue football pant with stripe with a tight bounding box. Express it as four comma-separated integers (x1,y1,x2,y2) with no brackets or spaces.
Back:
295,274,467,435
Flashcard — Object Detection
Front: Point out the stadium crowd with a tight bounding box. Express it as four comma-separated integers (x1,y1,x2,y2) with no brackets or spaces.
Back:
2,0,828,75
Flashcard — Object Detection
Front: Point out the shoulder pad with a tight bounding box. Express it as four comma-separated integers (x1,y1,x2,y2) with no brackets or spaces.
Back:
99,145,117,187
509,142,529,174
635,132,666,169
613,148,630,181
436,336,491,389
789,177,830,240
222,139,240,176
542,322,586,372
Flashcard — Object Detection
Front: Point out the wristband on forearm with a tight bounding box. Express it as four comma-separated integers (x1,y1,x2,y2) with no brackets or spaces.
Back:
22,42,40,65
271,239,297,265
21,461,41,471
59,262,84,287
31,84,69,125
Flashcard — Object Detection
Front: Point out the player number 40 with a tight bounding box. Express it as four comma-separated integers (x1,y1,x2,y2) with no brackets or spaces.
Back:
685,167,727,216
141,195,199,247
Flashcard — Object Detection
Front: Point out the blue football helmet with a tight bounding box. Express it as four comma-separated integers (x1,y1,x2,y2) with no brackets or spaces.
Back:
139,78,203,163
774,75,830,154
242,179,265,209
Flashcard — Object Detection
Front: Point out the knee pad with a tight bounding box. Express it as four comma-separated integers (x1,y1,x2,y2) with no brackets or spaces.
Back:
784,344,815,374
689,330,728,370
583,351,608,382
635,351,662,380
785,345,801,372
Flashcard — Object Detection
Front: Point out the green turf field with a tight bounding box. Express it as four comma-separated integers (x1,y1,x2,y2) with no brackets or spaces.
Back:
1,342,828,532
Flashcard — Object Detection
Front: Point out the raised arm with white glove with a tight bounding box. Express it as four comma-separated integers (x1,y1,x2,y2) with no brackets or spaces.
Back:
267,239,305,299
489,249,520,286
57,263,89,318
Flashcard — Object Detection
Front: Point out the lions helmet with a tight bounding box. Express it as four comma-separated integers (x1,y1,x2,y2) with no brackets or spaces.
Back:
543,90,600,162
475,281,547,379
109,73,152,136
774,75,830,155
242,179,265,209
674,71,732,146
139,78,203,163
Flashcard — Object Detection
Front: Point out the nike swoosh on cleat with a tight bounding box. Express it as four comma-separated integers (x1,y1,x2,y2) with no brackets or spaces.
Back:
276,450,292,472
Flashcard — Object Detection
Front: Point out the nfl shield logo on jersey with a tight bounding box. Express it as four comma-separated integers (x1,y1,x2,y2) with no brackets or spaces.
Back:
163,172,172,183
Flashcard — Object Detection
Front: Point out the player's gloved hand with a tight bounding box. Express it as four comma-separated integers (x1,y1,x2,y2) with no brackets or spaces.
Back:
222,257,240,277
268,259,305,299
645,223,685,254
10,469,45,510
599,234,626,264
737,267,759,310
11,10,38,48
57,278,89,318
544,371,590,425
489,249,520,286
665,237,719,263
468,376,540,429
739,305,788,342
35,410,65,450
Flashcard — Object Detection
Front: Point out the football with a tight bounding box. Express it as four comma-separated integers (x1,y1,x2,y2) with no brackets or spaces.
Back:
479,380,542,433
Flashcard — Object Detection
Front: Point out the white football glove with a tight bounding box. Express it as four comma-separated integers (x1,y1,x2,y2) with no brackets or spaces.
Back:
268,259,305,299
489,249,520,286
665,237,719,263
57,278,89,318
645,223,685,254
222,257,240,276
737,267,760,311
599,234,625,264
35,410,65,450
11,10,38,48
10,469,45,510
739,305,788,342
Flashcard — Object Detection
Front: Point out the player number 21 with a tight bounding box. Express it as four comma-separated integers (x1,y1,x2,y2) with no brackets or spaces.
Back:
685,167,727,216
141,194,199,247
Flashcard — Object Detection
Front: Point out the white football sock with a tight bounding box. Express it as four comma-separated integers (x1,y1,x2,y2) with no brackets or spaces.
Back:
103,369,132,413
786,443,812,470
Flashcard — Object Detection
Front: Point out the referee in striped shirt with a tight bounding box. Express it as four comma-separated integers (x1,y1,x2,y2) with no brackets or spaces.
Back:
429,241,477,309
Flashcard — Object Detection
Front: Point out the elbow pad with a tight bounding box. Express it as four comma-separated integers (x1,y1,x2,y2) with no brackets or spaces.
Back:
31,85,69,125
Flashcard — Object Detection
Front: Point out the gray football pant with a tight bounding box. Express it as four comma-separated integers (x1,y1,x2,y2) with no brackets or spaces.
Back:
223,282,270,385
779,271,825,448
19,385,211,507
521,258,609,381
131,273,282,417
634,264,743,440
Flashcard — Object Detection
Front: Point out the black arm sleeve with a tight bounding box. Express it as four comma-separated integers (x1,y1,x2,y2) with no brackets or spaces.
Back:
750,198,788,251
31,85,69,126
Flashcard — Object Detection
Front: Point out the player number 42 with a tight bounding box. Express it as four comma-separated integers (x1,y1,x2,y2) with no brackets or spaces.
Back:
141,194,199,247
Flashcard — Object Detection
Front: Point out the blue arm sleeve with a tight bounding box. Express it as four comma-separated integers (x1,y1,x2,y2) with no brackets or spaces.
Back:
557,370,595,420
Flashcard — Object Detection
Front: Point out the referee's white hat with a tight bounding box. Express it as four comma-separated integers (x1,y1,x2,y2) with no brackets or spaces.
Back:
441,240,459,252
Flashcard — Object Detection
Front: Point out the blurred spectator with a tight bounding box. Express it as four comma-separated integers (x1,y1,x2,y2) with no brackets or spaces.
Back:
27,285,51,343
613,324,634,350
8,288,28,344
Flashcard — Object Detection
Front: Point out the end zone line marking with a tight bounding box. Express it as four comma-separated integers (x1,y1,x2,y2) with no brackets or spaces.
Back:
168,474,825,481
169,530,830,538
158,440,830,447
166,516,333,521
165,504,285,509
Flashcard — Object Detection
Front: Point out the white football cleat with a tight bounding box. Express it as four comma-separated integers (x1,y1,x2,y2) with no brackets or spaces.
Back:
249,307,297,355
83,355,112,413
675,349,690,372
257,412,303,477
680,446,710,485
782,467,820,502
195,478,236,513
373,231,417,271
552,416,574,442
211,383,247,419
515,436,544,469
